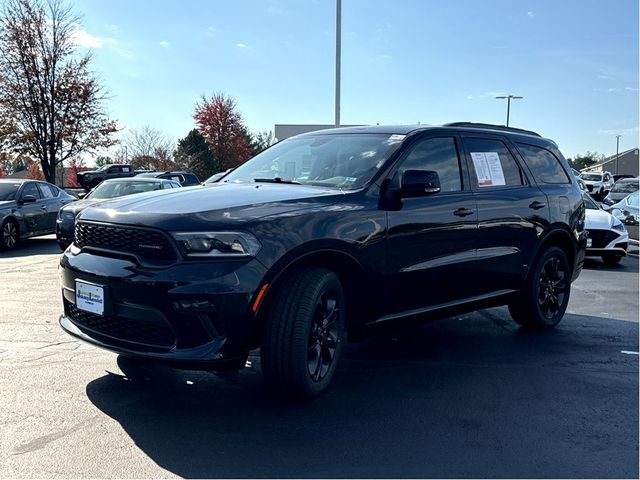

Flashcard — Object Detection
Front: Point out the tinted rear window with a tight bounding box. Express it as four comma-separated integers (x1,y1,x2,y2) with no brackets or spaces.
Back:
517,143,570,184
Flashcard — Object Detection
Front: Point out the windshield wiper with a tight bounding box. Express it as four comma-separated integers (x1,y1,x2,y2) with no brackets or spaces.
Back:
253,177,301,185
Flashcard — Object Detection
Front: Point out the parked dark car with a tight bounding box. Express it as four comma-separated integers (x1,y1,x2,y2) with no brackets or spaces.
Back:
601,177,638,210
613,174,634,183
58,123,586,398
56,177,181,250
611,191,639,240
136,171,201,186
0,179,76,250
77,164,136,190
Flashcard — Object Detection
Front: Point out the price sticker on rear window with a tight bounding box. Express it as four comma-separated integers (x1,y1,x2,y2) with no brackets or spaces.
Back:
471,152,506,187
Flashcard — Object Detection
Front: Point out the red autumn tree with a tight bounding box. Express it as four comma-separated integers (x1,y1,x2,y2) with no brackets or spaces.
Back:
26,161,44,179
193,93,252,171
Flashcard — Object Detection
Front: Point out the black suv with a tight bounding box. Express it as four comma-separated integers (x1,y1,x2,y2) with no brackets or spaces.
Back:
58,123,586,397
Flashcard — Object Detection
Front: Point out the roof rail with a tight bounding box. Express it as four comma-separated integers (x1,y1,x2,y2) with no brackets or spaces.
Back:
443,122,541,137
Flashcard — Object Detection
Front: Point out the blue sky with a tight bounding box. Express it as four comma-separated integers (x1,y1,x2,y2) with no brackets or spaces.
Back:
76,0,639,160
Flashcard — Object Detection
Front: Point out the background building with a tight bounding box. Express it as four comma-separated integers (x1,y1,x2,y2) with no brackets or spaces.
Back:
582,148,639,176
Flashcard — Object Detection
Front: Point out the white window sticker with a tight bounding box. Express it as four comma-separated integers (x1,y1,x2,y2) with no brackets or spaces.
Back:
471,152,506,187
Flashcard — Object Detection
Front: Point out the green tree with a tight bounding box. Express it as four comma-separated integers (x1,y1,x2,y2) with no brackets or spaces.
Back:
249,130,275,156
0,0,118,184
569,151,604,171
94,156,112,168
175,129,217,180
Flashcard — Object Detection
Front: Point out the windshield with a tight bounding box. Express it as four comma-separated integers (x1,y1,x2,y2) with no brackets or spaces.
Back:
0,183,20,201
222,133,406,189
612,180,638,193
627,191,639,208
87,180,162,199
580,173,602,181
582,193,599,210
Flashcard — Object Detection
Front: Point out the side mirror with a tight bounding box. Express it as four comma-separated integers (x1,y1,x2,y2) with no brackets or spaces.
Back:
77,192,86,199
18,195,37,204
400,170,441,198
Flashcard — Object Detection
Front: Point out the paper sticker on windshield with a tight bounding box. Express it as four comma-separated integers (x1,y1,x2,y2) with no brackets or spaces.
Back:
471,152,506,187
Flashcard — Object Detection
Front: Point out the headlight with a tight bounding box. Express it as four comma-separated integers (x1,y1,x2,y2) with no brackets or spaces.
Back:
603,197,615,205
171,231,261,258
612,219,626,232
58,210,76,220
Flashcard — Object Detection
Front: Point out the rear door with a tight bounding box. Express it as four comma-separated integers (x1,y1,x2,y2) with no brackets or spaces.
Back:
384,134,479,315
460,135,550,294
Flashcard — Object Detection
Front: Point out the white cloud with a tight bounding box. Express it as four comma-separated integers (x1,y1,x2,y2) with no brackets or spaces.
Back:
527,11,535,17
598,127,639,136
466,91,508,100
379,54,392,59
236,43,247,48
71,28,103,48
159,41,170,48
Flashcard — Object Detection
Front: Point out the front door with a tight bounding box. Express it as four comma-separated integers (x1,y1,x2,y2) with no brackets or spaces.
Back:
383,135,479,316
17,182,45,235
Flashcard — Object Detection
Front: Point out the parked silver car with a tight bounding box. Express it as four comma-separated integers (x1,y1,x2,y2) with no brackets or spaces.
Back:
602,177,638,210
579,171,614,198
0,179,76,250
611,191,639,241
583,192,629,265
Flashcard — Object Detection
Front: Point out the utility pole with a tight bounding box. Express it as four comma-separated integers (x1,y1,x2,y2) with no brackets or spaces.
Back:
335,0,341,127
615,135,621,174
495,94,523,127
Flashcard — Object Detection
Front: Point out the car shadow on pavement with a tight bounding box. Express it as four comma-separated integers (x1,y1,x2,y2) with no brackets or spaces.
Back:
0,235,61,259
85,310,639,479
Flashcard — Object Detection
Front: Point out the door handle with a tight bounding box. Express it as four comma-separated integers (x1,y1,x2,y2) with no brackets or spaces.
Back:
453,207,475,217
41,205,47,210
529,201,546,210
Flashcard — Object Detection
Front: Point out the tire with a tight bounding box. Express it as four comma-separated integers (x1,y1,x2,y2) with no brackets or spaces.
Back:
261,268,346,399
602,255,622,266
508,246,571,329
1,218,19,251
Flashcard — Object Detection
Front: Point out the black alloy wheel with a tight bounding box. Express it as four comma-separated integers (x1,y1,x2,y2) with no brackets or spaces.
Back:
537,256,567,320
307,290,340,383
508,246,571,329
1,219,18,250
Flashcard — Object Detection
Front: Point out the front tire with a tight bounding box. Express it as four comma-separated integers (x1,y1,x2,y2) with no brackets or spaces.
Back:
261,268,346,398
509,247,571,329
1,218,19,251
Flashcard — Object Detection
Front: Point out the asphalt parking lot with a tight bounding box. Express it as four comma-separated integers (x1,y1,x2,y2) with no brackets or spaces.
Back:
0,236,638,478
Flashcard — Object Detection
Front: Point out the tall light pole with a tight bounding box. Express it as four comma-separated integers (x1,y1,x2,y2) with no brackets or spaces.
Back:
495,94,523,127
615,134,622,174
335,0,342,127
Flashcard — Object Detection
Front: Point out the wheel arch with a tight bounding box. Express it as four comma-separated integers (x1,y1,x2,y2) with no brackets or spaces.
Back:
250,246,368,347
530,225,576,277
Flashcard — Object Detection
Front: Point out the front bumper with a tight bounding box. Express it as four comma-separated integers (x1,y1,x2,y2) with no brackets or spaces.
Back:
59,250,267,369
585,228,629,257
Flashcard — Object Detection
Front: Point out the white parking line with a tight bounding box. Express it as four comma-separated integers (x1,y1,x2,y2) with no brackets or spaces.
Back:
620,350,639,355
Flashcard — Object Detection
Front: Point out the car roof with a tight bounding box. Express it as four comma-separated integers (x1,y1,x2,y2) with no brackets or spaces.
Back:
0,178,57,186
298,122,548,142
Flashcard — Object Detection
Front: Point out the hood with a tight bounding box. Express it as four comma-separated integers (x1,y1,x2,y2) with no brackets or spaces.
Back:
585,208,616,230
606,191,631,202
0,200,16,210
582,179,602,185
61,198,100,215
78,182,343,230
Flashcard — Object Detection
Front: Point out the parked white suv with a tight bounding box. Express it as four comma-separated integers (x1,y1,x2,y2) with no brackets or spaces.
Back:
579,171,614,198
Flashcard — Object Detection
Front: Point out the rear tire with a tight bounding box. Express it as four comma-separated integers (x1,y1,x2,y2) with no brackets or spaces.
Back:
1,218,19,251
508,247,571,329
602,255,622,266
261,268,346,399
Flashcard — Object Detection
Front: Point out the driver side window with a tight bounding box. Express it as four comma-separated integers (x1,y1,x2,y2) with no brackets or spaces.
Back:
396,137,462,192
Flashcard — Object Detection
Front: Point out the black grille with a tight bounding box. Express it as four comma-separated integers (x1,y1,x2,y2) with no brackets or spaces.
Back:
66,301,176,349
586,184,593,192
75,222,177,264
588,229,621,248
